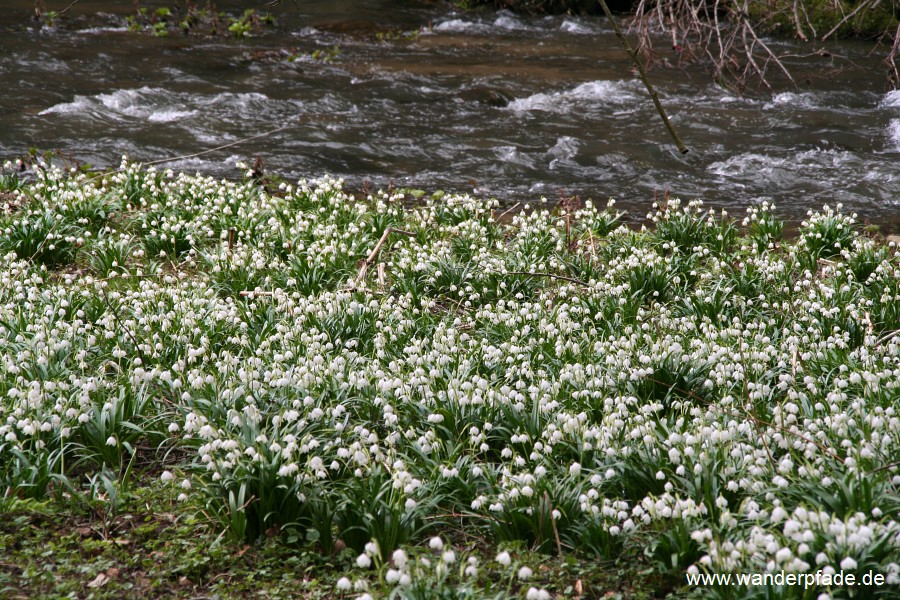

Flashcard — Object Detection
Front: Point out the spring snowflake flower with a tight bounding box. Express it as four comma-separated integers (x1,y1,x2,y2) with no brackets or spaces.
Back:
356,553,372,568
442,550,456,563
106,436,117,446
392,549,409,568
518,566,533,580
840,557,857,570
526,588,550,600
160,470,174,483
496,551,511,566
336,577,351,591
429,536,444,551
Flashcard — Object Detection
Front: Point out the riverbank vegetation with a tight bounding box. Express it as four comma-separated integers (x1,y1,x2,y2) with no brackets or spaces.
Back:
1,159,898,597
465,0,900,90
24,0,900,91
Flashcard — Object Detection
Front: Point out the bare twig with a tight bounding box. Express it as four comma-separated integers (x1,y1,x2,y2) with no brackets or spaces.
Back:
885,23,900,87
506,271,589,287
356,227,416,283
142,125,293,167
544,491,564,557
597,0,690,154
57,0,80,16
494,202,521,223
792,0,809,41
822,0,879,41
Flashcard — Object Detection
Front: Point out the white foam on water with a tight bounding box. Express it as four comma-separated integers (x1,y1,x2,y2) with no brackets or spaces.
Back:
707,153,784,178
40,87,279,123
78,26,128,35
881,90,900,108
507,80,638,113
559,18,594,34
548,136,579,169
886,119,900,151
433,19,480,33
493,13,528,31
548,136,579,160
148,109,199,123
764,91,818,110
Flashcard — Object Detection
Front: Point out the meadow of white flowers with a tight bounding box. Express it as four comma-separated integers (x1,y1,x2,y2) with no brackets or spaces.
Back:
1,159,898,598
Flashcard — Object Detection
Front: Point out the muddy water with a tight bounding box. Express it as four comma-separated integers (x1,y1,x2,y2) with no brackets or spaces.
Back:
1,1,898,228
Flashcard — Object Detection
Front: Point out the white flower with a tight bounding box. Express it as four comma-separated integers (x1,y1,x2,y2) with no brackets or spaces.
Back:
517,566,533,580
356,553,372,568
840,557,857,570
429,536,444,551
442,550,456,563
569,462,581,476
496,551,511,566
392,549,408,568
180,479,191,490
160,470,174,483
336,577,351,591
106,436,117,446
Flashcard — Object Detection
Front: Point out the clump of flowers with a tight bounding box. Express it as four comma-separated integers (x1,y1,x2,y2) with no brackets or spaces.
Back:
1,160,898,597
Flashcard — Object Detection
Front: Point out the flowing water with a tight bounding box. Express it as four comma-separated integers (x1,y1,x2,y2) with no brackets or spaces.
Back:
1,0,899,228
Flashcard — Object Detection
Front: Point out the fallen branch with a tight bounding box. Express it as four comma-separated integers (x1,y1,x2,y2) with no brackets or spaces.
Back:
356,227,416,283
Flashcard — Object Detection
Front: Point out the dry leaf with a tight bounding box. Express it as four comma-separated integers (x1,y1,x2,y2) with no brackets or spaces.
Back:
87,573,109,588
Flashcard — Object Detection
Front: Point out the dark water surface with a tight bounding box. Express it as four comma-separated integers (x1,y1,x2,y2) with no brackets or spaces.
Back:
2,1,899,228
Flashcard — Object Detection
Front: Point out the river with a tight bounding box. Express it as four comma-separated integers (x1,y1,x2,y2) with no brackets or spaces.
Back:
1,0,898,229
